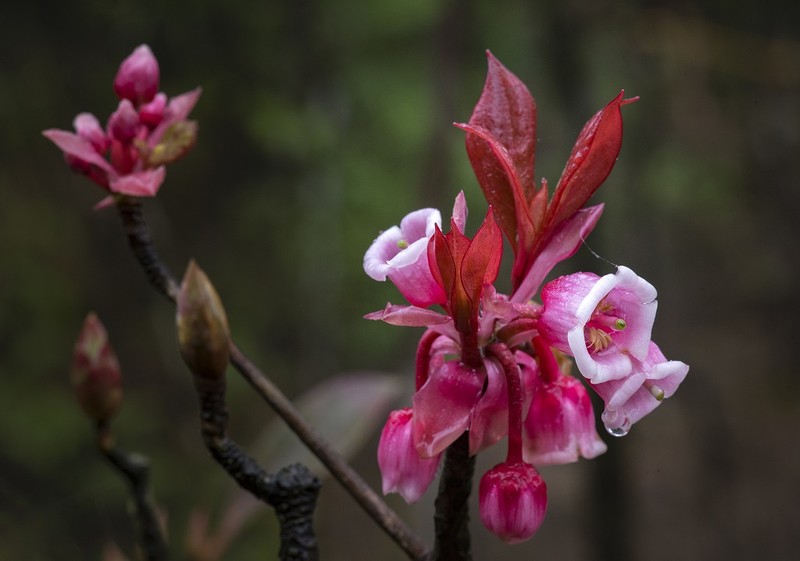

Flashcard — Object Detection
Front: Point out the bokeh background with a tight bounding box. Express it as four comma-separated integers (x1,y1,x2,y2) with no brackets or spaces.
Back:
1,1,799,560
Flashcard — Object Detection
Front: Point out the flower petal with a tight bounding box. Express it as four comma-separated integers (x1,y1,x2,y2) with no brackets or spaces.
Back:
363,303,450,327
511,204,604,303
109,167,166,197
43,129,114,173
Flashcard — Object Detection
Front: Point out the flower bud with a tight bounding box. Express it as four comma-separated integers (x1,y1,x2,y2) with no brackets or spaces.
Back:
70,312,123,424
107,99,141,144
139,92,167,127
377,408,441,504
479,461,547,543
176,261,230,382
114,44,160,105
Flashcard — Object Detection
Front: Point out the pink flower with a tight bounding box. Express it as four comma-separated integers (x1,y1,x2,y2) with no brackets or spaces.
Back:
377,408,442,503
412,359,485,457
113,44,160,105
523,373,607,464
538,266,657,383
363,207,446,308
591,342,688,435
479,461,547,543
43,44,200,206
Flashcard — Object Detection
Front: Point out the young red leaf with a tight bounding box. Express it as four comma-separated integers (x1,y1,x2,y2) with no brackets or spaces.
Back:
469,51,537,200
545,92,625,229
428,224,454,303
457,123,536,256
461,207,503,307
460,123,519,249
459,51,538,253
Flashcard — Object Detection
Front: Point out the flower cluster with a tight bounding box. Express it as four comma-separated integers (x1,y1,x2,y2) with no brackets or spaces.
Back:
364,52,688,543
43,45,201,208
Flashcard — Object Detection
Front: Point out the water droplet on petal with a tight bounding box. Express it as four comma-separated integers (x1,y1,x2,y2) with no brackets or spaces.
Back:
602,409,631,438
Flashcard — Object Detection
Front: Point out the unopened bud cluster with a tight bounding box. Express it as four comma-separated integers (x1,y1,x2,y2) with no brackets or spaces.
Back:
43,45,200,207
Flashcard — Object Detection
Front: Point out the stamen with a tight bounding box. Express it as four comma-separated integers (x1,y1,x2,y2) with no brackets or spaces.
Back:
587,327,612,353
397,239,409,249
591,314,627,331
644,380,665,401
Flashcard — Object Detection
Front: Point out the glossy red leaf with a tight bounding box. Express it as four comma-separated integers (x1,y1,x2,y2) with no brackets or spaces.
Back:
546,91,625,229
460,51,538,253
469,52,537,198
458,123,537,255
461,207,503,307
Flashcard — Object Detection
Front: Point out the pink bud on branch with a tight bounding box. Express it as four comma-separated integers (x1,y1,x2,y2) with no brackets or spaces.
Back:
70,312,123,424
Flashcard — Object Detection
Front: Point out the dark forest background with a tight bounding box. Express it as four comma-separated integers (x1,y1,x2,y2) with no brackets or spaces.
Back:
1,0,798,560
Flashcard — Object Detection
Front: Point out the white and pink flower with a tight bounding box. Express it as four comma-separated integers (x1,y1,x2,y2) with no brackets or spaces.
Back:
538,266,657,383
592,342,689,435
363,207,446,308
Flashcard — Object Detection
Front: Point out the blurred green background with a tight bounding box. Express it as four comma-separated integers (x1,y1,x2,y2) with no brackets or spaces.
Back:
1,0,798,560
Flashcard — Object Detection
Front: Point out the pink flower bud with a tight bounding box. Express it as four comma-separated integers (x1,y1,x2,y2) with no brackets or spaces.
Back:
107,99,141,144
479,461,547,543
377,409,441,504
113,44,160,105
70,313,123,424
139,92,167,127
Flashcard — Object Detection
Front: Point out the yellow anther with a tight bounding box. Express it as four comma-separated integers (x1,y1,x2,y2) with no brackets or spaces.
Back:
587,327,612,353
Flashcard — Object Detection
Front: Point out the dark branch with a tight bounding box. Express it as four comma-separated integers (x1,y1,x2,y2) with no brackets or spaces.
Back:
196,379,320,561
115,196,179,301
96,426,169,561
431,432,475,561
115,198,430,561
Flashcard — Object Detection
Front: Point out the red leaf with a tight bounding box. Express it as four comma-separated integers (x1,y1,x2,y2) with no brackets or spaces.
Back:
460,51,538,252
461,207,503,306
469,52,537,199
546,91,625,229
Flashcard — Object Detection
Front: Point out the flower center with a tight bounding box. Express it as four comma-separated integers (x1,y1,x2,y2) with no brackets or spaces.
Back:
585,300,626,354
397,239,409,249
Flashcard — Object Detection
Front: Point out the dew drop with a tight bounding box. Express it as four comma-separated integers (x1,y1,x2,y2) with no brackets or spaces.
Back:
606,426,628,438
602,410,631,437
